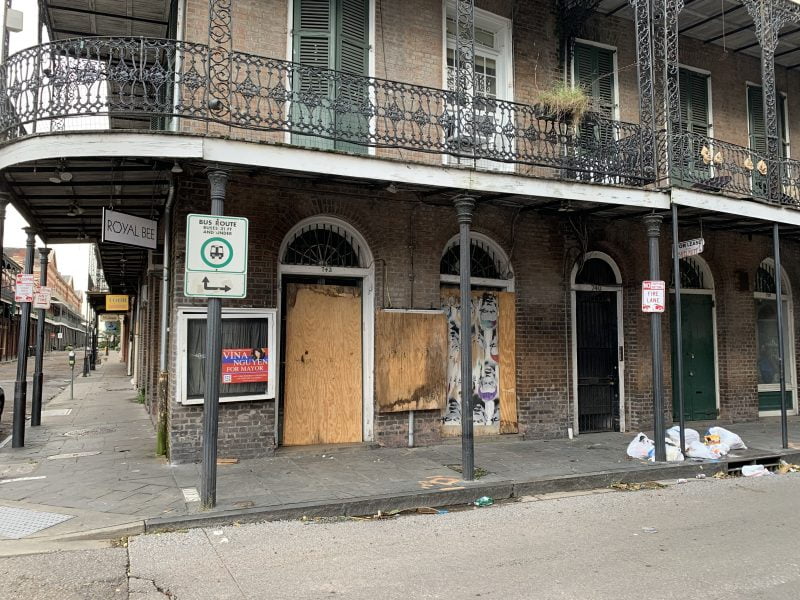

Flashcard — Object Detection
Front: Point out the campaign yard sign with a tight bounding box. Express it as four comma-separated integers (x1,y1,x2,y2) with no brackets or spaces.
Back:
221,348,269,384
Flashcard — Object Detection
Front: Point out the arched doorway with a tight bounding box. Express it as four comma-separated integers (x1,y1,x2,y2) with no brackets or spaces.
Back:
439,233,516,436
670,256,719,421
278,217,375,445
754,259,797,415
571,252,624,433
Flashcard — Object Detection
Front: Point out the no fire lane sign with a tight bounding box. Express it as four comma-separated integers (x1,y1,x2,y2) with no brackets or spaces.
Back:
185,214,249,298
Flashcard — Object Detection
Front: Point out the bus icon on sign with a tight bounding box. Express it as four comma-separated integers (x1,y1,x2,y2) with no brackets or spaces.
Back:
209,245,225,260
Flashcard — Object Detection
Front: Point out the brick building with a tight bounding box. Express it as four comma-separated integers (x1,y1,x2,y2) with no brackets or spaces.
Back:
1,0,799,463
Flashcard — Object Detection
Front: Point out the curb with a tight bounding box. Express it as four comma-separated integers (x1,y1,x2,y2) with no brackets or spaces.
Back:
145,453,797,533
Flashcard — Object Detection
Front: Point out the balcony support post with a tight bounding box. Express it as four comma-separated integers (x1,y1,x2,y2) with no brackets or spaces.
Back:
454,0,476,160
208,0,233,123
773,224,789,448
628,0,657,180
454,194,476,481
654,0,684,184
12,227,36,448
743,0,800,203
644,214,666,462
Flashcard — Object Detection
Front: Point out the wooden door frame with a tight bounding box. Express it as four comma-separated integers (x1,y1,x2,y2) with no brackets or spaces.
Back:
277,217,375,444
570,251,625,435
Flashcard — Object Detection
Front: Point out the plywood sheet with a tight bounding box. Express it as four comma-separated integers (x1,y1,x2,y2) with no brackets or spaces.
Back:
375,311,447,413
283,284,362,445
498,292,518,434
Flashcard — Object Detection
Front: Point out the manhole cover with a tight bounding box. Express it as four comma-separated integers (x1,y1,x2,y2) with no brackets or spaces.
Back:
63,426,117,437
0,506,74,539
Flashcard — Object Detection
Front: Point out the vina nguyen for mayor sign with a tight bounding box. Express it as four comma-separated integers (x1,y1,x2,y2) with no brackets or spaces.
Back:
102,208,158,250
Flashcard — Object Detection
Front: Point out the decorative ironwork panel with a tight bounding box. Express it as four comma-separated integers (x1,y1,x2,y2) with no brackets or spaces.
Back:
453,0,476,157
441,238,505,280
628,0,657,181
208,0,232,119
283,224,362,268
756,261,777,295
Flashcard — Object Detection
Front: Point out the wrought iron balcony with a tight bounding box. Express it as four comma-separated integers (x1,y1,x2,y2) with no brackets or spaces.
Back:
668,130,800,206
0,37,652,187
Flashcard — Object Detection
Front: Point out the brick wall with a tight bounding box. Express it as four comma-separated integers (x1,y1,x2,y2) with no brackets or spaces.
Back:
163,170,800,460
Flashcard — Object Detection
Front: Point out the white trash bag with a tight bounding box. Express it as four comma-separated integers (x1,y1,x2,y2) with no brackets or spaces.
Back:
665,444,685,462
666,426,700,448
707,426,747,450
706,442,730,458
627,433,654,459
742,464,770,477
686,440,717,460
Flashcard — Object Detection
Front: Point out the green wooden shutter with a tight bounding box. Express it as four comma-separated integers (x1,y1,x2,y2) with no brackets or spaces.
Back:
574,44,616,164
748,85,767,154
335,0,369,152
677,69,710,180
292,0,334,149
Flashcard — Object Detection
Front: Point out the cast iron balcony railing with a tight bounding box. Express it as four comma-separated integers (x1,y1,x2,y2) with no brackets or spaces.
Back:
0,37,651,186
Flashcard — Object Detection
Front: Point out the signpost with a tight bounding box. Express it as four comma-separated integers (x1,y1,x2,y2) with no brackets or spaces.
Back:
184,214,248,299
676,237,704,258
14,273,34,303
641,280,666,313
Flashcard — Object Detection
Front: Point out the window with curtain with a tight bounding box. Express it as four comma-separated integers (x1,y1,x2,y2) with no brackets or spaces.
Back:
186,315,271,401
291,0,370,152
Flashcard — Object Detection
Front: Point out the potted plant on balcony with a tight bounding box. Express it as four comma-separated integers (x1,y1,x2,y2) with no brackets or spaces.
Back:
535,83,590,127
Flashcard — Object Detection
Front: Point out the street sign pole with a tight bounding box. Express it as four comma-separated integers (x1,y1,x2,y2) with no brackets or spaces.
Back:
201,169,229,509
644,214,666,462
31,247,51,426
12,228,36,448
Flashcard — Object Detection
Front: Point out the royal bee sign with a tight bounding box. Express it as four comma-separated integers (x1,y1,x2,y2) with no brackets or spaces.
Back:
105,295,129,311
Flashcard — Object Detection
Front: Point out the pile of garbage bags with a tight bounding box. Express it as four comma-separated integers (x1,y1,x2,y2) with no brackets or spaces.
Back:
626,426,747,462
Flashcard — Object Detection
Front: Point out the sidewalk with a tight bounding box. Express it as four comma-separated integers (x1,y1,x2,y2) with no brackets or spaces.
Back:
1,353,798,554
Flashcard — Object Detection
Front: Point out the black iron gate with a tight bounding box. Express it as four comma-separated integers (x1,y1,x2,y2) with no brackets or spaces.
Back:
576,291,620,432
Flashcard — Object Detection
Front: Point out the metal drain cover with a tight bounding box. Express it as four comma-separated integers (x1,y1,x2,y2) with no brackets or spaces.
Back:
63,426,117,437
0,506,74,539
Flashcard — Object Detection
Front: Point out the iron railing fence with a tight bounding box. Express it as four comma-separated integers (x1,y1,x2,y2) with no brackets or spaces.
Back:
0,37,653,185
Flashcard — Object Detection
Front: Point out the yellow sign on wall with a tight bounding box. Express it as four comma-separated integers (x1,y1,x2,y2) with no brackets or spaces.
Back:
105,295,129,311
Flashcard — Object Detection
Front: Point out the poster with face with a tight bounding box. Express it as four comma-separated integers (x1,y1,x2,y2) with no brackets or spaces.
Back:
442,292,501,430
221,347,269,384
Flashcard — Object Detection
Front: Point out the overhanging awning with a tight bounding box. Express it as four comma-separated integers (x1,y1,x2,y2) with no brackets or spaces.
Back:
41,0,174,40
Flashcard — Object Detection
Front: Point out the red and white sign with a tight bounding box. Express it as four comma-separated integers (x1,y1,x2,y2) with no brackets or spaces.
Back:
14,273,35,303
642,280,666,313
33,286,52,310
221,347,269,384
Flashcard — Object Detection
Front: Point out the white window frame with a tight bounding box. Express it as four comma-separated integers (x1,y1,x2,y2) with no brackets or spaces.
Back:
442,1,514,171
175,307,277,405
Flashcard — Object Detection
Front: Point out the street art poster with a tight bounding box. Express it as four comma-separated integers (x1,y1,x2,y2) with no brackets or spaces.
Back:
442,292,500,431
221,347,269,384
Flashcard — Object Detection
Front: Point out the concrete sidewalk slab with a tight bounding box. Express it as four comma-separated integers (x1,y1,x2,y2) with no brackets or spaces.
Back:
2,351,800,549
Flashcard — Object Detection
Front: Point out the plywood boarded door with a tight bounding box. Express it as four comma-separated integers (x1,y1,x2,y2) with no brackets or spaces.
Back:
283,283,362,445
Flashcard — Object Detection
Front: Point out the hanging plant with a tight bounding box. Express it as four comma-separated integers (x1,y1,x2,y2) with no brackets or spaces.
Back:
535,83,590,127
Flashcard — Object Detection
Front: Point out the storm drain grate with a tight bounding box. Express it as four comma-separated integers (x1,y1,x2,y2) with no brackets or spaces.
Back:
0,506,74,539
726,455,784,476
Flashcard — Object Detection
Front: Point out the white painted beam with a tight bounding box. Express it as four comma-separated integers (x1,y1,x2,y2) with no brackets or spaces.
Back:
671,187,800,227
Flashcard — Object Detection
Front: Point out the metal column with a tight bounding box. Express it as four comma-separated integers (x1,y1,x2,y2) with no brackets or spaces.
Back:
454,195,475,481
201,169,228,508
31,247,51,427
644,214,666,461
11,228,36,448
773,224,789,448
671,205,686,453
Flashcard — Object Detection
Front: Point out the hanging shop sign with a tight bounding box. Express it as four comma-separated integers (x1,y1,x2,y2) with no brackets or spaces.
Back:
677,238,705,259
15,273,35,302
102,208,158,250
184,214,249,299
221,348,269,384
32,286,52,310
105,294,130,311
642,280,666,313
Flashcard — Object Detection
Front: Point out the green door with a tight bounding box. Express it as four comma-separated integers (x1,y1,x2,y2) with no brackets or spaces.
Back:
671,294,717,420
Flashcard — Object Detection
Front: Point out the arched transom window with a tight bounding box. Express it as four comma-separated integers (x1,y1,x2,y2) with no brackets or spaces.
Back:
282,222,364,268
440,235,512,283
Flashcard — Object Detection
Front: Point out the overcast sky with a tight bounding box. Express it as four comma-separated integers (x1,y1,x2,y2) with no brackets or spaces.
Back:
6,0,91,291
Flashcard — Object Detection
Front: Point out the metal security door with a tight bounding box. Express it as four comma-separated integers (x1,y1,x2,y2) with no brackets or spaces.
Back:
576,291,620,432
672,294,716,420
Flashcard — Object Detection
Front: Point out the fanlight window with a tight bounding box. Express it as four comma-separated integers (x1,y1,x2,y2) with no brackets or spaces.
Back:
756,260,779,295
440,238,507,280
670,257,708,289
282,223,363,268
574,257,617,286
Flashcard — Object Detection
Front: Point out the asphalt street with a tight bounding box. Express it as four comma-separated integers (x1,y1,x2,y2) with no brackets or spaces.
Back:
0,473,798,599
